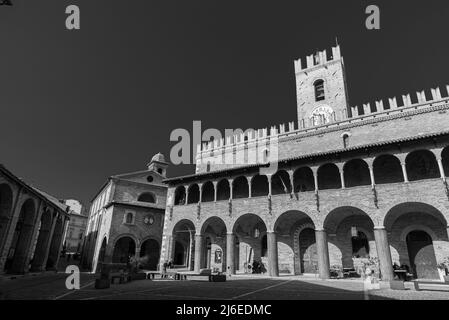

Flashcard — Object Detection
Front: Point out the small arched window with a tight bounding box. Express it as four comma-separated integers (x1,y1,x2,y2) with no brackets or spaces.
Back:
314,79,325,102
138,193,156,203
157,168,163,174
206,162,211,173
342,134,349,148
125,212,134,224
262,149,270,163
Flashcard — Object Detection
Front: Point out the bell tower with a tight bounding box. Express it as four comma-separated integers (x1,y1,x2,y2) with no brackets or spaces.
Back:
294,44,350,127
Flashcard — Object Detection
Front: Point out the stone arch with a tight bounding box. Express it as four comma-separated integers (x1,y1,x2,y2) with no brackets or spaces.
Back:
201,181,214,202
174,186,186,205
383,202,449,279
112,235,137,263
274,210,315,275
30,209,53,271
187,184,200,204
137,192,156,204
216,179,230,201
5,198,38,273
271,170,291,195
233,176,249,199
231,213,267,273
251,175,269,197
317,163,341,190
200,216,227,271
291,219,317,275
343,159,371,187
323,206,376,271
171,219,196,268
373,154,404,184
293,167,315,192
405,149,439,181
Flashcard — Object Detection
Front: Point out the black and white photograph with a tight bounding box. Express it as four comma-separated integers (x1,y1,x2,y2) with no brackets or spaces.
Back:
1,0,449,313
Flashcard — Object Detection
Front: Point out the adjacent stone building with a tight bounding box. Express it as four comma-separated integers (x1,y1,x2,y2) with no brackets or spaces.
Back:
160,44,449,281
62,199,88,254
81,153,168,272
0,165,70,274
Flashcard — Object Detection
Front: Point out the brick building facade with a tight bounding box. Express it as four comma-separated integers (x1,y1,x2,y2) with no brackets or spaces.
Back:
160,45,449,281
81,153,168,272
0,165,71,274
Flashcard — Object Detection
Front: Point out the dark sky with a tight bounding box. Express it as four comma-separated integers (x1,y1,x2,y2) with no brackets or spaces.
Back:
1,1,448,207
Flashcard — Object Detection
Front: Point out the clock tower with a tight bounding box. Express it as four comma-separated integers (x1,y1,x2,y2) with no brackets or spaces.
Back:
294,44,350,127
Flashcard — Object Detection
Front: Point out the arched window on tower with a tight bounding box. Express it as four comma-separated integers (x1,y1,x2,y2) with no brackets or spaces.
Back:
314,79,325,102
206,162,211,173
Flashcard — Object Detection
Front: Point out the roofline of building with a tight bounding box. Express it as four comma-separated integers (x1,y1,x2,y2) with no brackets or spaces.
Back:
0,164,69,214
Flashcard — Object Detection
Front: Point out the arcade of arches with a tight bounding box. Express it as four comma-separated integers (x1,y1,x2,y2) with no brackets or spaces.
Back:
165,203,449,280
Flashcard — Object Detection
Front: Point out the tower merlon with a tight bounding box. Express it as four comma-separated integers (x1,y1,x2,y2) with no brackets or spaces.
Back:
294,45,341,73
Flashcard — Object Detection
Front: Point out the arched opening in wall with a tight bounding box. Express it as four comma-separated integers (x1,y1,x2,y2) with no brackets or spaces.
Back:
317,163,341,190
140,239,160,270
0,184,13,250
343,159,371,187
293,167,315,192
271,170,291,195
206,162,211,173
274,210,315,275
172,220,195,269
201,181,214,202
5,199,36,273
232,214,267,273
406,150,439,181
233,176,249,199
201,217,227,272
384,202,448,280
137,192,156,203
187,184,200,204
216,179,230,201
324,206,375,272
251,175,269,197
125,212,134,224
46,217,63,270
314,79,325,101
30,210,53,271
373,154,404,184
174,186,186,205
406,230,437,279
442,146,449,177
351,231,369,258
112,237,136,264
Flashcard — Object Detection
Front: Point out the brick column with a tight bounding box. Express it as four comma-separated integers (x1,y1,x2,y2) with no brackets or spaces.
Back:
188,231,194,270
53,216,70,271
374,227,394,281
23,201,45,273
226,233,235,275
315,229,330,279
37,212,59,271
267,231,279,277
194,234,203,273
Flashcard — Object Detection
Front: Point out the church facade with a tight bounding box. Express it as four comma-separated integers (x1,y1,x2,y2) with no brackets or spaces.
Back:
160,45,449,280
81,154,168,272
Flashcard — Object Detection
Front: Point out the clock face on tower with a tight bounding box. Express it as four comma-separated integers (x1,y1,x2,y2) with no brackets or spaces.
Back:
310,105,334,126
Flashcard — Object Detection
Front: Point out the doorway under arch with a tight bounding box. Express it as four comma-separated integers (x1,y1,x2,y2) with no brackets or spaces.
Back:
112,237,136,263
406,230,438,279
140,239,160,270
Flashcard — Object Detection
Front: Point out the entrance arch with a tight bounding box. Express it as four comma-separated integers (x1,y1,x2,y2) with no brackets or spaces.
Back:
140,239,160,270
172,219,195,269
232,214,267,273
30,209,53,271
200,217,226,272
112,236,136,263
384,202,449,280
323,206,375,272
274,210,315,275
